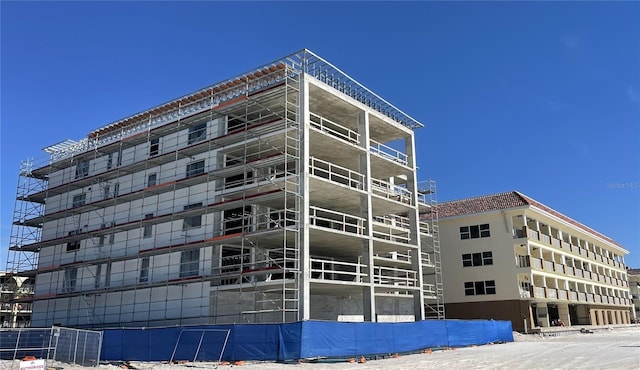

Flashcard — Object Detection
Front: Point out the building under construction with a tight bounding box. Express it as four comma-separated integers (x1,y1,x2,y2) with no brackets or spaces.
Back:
6,49,442,328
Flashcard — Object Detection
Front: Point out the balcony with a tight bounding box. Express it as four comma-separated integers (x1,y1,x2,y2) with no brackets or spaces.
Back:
309,156,364,191
309,206,365,236
309,112,360,146
369,140,408,166
371,178,412,205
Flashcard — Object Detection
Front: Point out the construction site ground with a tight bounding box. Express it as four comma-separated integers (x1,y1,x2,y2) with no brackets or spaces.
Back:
3,325,639,370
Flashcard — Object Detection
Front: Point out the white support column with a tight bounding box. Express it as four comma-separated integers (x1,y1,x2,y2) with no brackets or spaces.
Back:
405,133,425,321
298,74,311,321
358,110,375,322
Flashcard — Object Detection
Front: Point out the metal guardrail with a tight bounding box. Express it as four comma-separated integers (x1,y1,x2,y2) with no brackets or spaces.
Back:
0,326,102,368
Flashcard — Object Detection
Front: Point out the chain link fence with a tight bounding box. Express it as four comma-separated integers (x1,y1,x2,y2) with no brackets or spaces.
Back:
0,326,102,367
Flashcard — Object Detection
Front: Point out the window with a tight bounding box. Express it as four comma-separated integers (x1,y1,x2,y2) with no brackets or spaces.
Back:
462,251,493,267
186,160,205,177
66,230,81,252
183,203,203,230
105,262,112,287
464,280,496,295
460,224,491,239
94,264,102,288
75,160,89,179
72,193,86,208
464,282,475,296
116,149,123,167
113,183,120,197
63,267,78,292
106,153,113,170
482,251,493,265
143,213,153,238
147,173,157,187
485,280,496,294
180,249,200,277
460,226,469,239
139,257,150,282
480,224,490,238
103,185,110,200
188,123,207,144
149,138,160,156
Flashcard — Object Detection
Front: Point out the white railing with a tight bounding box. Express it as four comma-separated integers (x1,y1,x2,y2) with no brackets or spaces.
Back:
373,266,418,287
309,206,365,235
371,178,412,205
309,112,360,145
373,214,411,229
369,140,408,166
310,157,364,190
310,258,365,282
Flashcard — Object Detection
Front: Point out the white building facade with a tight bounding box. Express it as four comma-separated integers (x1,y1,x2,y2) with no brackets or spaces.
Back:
7,50,442,328
433,191,632,331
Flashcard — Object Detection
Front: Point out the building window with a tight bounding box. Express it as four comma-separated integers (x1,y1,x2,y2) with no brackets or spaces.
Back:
94,264,102,288
113,183,120,197
464,282,475,296
464,280,496,295
186,160,205,177
106,153,113,170
180,249,200,277
462,251,493,267
147,173,157,187
72,193,86,208
139,257,150,282
103,185,110,200
188,123,207,144
183,203,203,230
143,213,153,238
460,224,490,240
66,230,81,252
149,138,160,156
482,251,493,265
63,267,78,292
75,160,90,179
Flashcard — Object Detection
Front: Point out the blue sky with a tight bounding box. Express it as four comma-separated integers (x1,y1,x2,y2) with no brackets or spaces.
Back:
1,2,639,267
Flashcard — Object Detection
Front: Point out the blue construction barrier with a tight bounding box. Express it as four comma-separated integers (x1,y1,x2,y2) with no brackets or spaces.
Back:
100,319,513,362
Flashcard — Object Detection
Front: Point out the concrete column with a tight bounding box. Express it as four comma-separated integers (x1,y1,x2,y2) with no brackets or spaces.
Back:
558,304,571,326
298,74,311,321
615,310,622,325
603,310,610,325
596,309,604,325
358,110,375,322
536,303,549,327
590,309,597,325
405,134,425,321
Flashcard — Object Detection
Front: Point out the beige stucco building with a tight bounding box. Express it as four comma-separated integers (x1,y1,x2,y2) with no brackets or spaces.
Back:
433,191,632,331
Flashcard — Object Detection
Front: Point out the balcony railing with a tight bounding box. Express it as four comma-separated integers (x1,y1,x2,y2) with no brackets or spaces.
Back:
310,258,365,282
369,140,408,166
371,178,412,205
309,206,365,235
309,112,360,145
310,156,364,191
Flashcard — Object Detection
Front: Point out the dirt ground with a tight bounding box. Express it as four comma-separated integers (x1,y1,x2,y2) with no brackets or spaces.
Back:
4,325,639,370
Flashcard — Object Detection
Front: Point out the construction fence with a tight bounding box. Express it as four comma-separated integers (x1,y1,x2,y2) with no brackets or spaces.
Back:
0,326,102,367
101,319,513,362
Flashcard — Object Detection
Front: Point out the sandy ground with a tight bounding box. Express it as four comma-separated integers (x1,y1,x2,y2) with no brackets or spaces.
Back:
4,326,639,370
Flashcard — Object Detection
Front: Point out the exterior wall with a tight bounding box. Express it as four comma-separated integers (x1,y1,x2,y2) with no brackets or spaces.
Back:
439,211,520,303
445,300,530,331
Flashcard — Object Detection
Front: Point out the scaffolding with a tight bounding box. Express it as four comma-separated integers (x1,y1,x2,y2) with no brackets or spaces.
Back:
418,180,445,320
7,49,437,328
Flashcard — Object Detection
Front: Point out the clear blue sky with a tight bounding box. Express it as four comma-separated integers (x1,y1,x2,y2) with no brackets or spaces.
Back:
1,2,639,267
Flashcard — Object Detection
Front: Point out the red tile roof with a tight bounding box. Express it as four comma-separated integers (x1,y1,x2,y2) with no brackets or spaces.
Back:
430,191,624,249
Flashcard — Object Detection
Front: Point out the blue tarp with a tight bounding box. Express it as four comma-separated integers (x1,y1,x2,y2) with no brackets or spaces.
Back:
100,319,513,362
